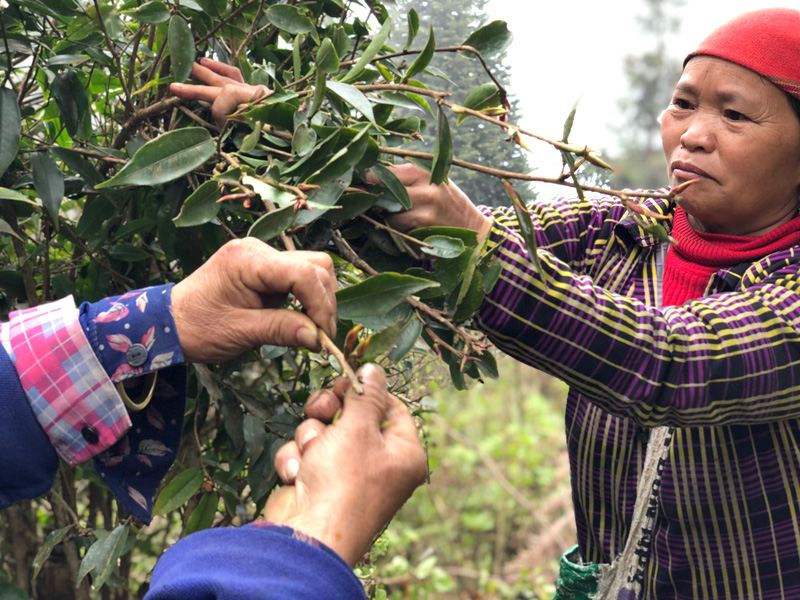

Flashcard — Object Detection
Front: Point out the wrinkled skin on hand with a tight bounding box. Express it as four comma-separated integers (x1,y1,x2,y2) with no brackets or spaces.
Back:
367,163,493,241
170,238,337,363
266,364,428,566
170,58,270,131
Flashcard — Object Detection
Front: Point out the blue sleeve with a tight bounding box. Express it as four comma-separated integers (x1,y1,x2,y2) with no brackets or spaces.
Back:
145,525,368,600
0,344,59,509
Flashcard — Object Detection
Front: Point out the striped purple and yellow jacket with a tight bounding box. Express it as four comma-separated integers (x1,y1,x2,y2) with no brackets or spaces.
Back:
476,194,800,599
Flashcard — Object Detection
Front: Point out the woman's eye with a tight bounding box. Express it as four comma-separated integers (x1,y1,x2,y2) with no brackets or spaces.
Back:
672,98,692,110
724,109,747,121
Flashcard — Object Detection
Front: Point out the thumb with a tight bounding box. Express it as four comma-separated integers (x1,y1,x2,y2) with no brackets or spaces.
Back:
242,308,321,351
340,364,390,426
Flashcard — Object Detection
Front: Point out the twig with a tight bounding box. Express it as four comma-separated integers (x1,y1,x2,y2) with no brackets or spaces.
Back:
319,329,363,394
0,12,13,89
196,0,263,45
112,96,183,149
234,0,267,61
377,145,673,201
93,0,133,114
359,214,433,248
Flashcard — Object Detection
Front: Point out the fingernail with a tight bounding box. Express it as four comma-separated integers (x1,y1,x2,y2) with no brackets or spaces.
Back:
299,429,318,449
285,458,299,481
329,317,338,338
297,326,319,350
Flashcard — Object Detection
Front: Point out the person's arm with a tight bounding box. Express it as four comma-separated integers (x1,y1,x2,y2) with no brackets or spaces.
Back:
0,238,337,521
145,365,427,600
477,209,800,427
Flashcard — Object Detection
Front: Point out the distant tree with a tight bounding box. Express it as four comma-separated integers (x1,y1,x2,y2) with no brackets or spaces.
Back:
391,0,534,206
611,0,684,190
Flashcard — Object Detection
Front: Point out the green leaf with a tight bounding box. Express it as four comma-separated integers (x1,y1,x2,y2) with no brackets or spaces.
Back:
31,152,64,226
266,5,316,37
109,244,151,262
369,163,411,209
458,83,500,124
326,80,375,124
506,184,542,274
0,88,21,179
363,313,422,362
154,468,205,515
50,68,89,139
0,188,37,206
293,34,303,81
76,197,116,238
408,226,478,248
406,25,435,80
169,15,195,83
0,220,22,242
340,17,391,83
336,273,439,320
332,26,350,59
421,235,466,259
309,69,327,117
50,147,105,190
388,314,423,362
32,524,76,585
248,205,295,242
292,123,317,157
173,180,221,227
77,524,129,590
96,128,215,188
185,492,218,535
461,21,513,58
193,0,226,18
562,97,580,143
430,106,453,185
307,126,370,185
128,1,170,24
316,38,340,74
404,9,419,51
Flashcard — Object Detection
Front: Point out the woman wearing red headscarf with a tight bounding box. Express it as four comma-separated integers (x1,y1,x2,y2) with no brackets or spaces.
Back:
384,8,800,599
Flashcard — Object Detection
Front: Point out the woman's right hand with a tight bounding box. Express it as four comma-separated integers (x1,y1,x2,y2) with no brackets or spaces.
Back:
169,58,271,130
367,163,493,240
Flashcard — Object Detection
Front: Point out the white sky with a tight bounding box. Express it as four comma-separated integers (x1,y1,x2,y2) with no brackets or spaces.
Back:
485,0,792,191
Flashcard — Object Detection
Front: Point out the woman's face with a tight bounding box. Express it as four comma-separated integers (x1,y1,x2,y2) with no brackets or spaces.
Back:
661,56,800,236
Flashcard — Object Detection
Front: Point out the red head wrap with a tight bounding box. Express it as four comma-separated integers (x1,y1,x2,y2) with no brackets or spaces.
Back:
685,7,800,98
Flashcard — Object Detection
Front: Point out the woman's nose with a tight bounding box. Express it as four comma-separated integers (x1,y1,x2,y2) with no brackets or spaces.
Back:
680,112,717,152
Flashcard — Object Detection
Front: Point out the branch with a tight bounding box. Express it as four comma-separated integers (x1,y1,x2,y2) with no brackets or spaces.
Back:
0,12,13,89
377,145,674,201
319,330,363,394
196,0,264,45
92,0,133,114
112,96,183,149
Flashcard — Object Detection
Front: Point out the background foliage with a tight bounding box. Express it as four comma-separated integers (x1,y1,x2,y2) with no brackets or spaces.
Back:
0,0,563,598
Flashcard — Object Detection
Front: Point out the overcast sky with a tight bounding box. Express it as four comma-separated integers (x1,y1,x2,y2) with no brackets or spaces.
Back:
484,0,787,190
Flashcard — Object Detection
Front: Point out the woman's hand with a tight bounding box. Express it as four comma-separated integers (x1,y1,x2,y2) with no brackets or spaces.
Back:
266,364,428,566
169,58,271,130
170,238,337,363
368,163,493,241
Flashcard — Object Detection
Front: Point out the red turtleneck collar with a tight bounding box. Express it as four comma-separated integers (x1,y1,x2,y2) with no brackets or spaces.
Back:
662,207,800,307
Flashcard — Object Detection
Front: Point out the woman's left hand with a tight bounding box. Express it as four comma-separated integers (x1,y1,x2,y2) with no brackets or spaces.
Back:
169,58,270,130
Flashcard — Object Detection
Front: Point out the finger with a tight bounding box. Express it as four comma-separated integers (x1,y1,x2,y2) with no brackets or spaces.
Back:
189,60,242,87
199,57,245,83
305,389,343,423
170,82,222,103
274,441,302,483
211,84,270,130
294,419,326,452
258,252,338,338
340,363,390,426
241,308,323,351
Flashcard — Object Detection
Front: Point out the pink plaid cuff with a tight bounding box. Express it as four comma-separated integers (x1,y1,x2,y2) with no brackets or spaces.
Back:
0,297,131,465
